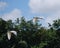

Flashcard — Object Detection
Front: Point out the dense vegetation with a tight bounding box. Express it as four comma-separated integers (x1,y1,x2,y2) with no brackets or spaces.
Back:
0,17,60,48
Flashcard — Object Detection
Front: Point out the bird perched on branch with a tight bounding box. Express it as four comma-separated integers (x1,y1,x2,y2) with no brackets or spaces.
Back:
7,30,17,40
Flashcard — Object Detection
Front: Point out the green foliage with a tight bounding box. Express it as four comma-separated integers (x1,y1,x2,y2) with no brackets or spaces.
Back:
53,19,60,28
0,17,60,48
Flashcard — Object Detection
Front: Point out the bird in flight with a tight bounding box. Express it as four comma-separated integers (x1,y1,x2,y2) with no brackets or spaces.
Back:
7,30,17,40
33,17,44,23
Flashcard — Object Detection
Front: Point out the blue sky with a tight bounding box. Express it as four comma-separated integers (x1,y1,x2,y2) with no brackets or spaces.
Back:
0,0,60,27
0,0,37,19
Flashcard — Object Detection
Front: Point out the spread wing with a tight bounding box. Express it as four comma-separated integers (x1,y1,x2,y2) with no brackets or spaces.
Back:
7,31,17,40
7,32,11,40
10,31,17,36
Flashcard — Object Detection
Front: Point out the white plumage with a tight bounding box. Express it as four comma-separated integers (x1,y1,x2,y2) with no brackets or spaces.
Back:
33,17,44,23
7,31,11,40
7,31,17,40
10,31,17,36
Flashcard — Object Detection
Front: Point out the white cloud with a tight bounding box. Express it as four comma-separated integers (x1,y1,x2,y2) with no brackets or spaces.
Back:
45,11,60,24
29,0,60,14
29,0,60,26
1,8,22,21
0,2,7,10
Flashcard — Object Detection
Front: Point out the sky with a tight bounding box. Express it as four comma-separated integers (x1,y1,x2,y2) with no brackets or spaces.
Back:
0,0,60,27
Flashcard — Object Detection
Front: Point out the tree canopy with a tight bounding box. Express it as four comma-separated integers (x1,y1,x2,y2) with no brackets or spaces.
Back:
0,17,60,48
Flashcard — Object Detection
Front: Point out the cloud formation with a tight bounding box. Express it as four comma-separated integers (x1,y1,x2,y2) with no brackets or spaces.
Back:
29,0,60,14
0,2,7,10
1,8,22,21
45,11,60,24
29,0,60,24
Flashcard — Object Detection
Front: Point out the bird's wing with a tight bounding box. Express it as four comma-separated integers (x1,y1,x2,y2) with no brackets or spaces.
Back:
39,18,43,19
10,31,17,36
7,32,11,40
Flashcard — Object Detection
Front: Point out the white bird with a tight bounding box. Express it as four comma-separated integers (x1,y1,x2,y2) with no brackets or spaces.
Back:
33,17,43,19
7,31,17,40
33,17,44,23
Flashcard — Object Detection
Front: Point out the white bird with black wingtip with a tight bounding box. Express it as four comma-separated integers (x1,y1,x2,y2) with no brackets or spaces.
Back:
7,30,17,40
